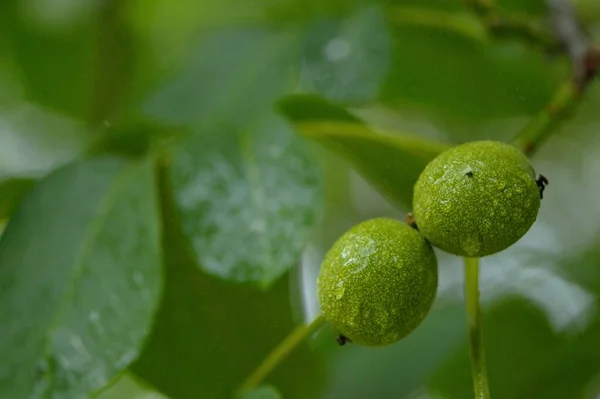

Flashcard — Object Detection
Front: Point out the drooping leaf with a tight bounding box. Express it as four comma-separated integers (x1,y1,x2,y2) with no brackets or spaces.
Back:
0,178,36,220
144,26,300,127
299,5,391,104
0,156,162,398
132,165,325,399
278,94,450,210
169,113,322,287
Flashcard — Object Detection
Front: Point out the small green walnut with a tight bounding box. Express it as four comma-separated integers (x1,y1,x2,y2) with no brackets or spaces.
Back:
317,218,438,346
413,140,541,257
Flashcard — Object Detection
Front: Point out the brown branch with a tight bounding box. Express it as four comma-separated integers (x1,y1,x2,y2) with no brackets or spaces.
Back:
512,0,599,156
546,0,600,89
463,0,560,51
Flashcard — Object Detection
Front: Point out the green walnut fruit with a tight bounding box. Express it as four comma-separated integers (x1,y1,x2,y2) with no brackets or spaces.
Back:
413,140,541,257
317,218,438,346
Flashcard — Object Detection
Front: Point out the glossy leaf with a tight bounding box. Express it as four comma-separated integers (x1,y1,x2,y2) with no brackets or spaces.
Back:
299,5,391,103
132,166,325,399
144,27,300,127
0,156,162,398
169,114,322,287
279,95,449,210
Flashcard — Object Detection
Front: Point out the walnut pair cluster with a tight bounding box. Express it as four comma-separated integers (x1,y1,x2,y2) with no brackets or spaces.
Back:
318,141,543,346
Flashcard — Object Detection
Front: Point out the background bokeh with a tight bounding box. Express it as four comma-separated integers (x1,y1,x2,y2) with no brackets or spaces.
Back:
1,0,600,398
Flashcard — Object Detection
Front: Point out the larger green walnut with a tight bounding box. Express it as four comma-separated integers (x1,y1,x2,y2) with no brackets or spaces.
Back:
413,140,541,257
317,218,438,346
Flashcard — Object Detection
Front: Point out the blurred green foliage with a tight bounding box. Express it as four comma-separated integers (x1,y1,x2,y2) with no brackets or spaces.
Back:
0,0,599,398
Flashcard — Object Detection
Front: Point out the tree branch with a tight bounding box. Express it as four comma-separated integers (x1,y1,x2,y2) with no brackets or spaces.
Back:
546,0,600,88
511,0,599,155
237,315,326,393
463,0,560,51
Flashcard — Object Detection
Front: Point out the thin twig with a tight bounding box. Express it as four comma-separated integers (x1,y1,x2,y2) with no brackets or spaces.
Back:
512,0,599,155
463,0,560,51
546,0,587,67
237,315,326,393
511,82,577,156
464,257,491,399
546,0,600,88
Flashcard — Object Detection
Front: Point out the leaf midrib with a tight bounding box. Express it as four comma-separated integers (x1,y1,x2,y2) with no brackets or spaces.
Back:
36,161,135,396
238,131,274,286
296,121,451,157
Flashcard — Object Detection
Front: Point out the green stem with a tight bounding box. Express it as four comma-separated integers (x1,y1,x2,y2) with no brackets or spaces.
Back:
238,315,326,393
464,257,491,399
511,82,579,156
88,0,135,128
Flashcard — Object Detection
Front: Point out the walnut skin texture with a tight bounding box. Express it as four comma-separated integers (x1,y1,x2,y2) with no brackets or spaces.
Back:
413,141,541,257
317,218,438,346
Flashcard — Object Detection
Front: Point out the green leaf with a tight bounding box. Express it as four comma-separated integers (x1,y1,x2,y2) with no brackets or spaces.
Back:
517,315,600,399
278,95,449,210
0,1,135,124
277,94,361,123
381,22,565,120
132,166,325,399
495,244,600,399
0,156,162,398
386,7,488,44
96,371,169,399
299,5,391,103
144,27,300,127
0,103,89,180
0,178,36,220
237,385,281,399
169,114,322,287
0,1,98,118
